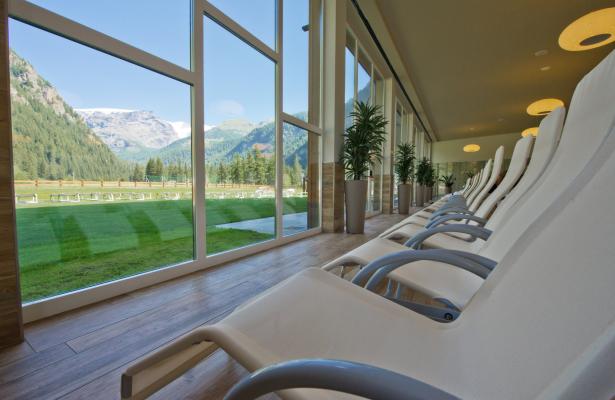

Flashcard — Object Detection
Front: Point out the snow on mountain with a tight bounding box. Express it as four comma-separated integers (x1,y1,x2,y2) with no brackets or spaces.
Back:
169,121,216,139
76,109,180,151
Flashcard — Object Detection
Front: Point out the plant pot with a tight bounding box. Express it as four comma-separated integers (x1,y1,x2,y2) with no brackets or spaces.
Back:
445,185,453,194
415,185,424,207
398,183,412,214
423,185,432,205
345,180,368,233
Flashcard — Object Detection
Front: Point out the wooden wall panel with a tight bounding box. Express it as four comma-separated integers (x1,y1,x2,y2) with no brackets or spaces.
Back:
0,0,24,348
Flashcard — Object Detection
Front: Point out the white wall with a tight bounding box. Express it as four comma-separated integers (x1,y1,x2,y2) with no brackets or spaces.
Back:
432,132,521,163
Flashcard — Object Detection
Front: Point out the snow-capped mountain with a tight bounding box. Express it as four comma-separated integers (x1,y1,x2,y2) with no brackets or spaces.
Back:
76,108,181,151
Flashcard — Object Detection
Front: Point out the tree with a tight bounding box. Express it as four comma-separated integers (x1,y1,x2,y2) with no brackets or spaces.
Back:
230,154,244,185
145,158,155,178
131,164,145,182
217,161,228,184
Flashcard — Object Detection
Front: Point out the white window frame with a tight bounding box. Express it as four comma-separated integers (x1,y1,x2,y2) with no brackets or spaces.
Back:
8,0,323,322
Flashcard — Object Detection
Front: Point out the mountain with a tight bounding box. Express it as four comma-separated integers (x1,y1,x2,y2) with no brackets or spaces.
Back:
9,49,130,180
76,108,180,154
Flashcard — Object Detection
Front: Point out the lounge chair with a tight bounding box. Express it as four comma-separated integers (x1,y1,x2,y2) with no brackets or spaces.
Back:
121,48,615,400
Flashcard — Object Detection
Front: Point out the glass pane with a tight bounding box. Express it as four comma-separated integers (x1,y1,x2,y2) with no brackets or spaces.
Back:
204,16,276,255
27,0,191,68
357,59,371,104
344,47,355,129
283,0,309,120
283,123,320,236
9,20,193,302
208,0,276,49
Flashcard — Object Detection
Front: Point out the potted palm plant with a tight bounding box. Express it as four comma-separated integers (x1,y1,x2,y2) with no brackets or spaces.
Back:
424,162,436,204
439,174,455,194
340,101,388,233
394,143,415,214
415,157,430,206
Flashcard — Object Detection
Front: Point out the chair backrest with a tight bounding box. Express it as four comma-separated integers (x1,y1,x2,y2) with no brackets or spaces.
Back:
471,136,533,221
464,163,487,200
483,107,565,231
468,146,504,212
459,123,615,399
479,48,615,262
456,49,615,399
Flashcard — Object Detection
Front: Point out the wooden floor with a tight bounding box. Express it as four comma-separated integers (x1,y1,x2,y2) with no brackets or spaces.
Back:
0,213,412,400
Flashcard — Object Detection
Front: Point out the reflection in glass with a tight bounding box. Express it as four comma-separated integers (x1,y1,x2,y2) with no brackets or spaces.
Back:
282,123,320,236
28,0,191,68
9,20,193,302
204,16,276,254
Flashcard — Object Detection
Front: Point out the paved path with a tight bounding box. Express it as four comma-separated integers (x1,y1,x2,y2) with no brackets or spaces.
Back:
215,212,308,236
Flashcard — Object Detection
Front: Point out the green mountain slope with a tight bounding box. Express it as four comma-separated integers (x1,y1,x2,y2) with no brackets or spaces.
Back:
9,49,130,180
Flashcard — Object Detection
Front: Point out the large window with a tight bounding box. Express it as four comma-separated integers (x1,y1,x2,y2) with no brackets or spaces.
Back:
9,0,322,312
9,19,193,302
203,16,276,254
27,0,191,68
283,0,309,120
208,0,276,49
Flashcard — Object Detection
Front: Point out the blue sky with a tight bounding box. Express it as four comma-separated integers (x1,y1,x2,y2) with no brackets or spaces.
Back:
9,0,309,126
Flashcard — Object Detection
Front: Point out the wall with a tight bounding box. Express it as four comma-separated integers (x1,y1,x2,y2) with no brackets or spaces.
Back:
0,0,24,348
432,132,521,163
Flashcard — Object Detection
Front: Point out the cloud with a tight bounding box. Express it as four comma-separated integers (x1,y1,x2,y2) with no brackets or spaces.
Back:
212,99,245,118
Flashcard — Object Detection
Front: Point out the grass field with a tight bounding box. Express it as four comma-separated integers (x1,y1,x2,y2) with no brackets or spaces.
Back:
17,197,307,302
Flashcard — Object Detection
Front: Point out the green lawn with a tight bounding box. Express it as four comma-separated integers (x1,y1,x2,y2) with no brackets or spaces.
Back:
17,197,307,302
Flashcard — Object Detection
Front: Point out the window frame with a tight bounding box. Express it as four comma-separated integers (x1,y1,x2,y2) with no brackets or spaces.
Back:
8,0,323,322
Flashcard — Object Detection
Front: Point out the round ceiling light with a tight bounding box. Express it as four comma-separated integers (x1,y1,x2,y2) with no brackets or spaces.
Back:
522,127,539,137
526,98,564,116
463,144,480,153
559,8,615,51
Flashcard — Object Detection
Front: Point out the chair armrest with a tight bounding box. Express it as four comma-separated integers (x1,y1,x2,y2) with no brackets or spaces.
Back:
351,249,491,288
404,225,492,249
425,213,488,229
224,359,459,400
430,207,473,219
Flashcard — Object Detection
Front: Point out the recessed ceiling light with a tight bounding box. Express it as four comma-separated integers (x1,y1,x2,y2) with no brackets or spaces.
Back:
522,127,539,137
540,66,551,72
463,144,480,153
559,8,615,51
534,49,549,57
526,98,564,116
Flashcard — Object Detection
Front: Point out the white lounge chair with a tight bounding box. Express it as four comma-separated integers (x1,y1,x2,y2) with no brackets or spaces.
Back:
379,147,503,239
121,88,615,398
384,135,533,244
355,47,614,309
321,134,532,274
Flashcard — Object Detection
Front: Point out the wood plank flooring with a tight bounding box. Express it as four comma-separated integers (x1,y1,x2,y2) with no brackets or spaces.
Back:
0,213,417,400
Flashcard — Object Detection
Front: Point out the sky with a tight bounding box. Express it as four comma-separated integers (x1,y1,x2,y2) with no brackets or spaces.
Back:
8,0,310,128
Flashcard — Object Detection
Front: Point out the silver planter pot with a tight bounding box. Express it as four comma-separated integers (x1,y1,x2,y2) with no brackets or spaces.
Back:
345,180,368,234
398,183,412,214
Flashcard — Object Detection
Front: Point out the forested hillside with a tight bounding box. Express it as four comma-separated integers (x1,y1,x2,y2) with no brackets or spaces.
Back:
9,49,130,180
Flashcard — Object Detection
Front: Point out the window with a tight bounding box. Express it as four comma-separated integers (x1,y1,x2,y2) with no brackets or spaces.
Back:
203,16,276,254
9,0,322,313
344,45,355,129
9,19,193,302
28,0,191,68
357,53,371,105
282,123,320,236
283,0,310,120
208,0,276,49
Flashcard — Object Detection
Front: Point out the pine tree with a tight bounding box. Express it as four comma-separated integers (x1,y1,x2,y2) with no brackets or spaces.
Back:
217,161,228,184
292,155,303,188
131,164,145,182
